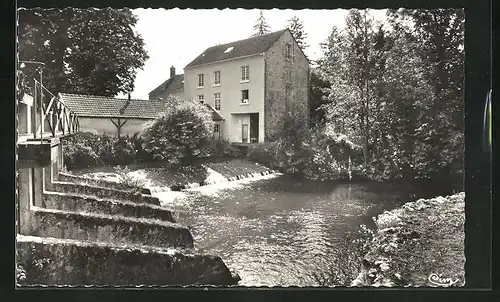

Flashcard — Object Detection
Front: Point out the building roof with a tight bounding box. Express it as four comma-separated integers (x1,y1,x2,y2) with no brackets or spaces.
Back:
185,29,288,68
148,74,184,98
59,93,224,122
204,103,224,121
59,93,169,119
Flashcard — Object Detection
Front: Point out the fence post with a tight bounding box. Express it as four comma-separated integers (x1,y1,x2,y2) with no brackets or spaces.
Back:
62,106,65,135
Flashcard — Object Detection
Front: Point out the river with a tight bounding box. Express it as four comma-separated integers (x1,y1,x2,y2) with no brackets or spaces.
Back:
152,174,446,287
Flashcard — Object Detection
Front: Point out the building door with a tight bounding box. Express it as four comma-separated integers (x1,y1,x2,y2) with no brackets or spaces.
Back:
242,124,249,143
250,113,259,143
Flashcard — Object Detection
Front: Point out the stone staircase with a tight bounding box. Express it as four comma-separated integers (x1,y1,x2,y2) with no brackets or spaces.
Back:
17,171,240,286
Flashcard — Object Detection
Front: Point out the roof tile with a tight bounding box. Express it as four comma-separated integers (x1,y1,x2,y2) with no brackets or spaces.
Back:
148,74,184,98
185,29,287,68
59,93,169,119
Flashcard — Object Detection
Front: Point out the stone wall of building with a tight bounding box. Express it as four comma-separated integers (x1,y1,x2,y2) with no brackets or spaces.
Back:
264,30,309,141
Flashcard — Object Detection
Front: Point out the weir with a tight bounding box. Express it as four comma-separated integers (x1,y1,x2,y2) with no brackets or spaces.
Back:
16,70,240,286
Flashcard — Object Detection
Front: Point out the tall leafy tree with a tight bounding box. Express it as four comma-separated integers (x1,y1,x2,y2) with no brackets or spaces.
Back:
18,8,149,97
319,10,386,167
389,8,464,183
286,15,308,51
252,10,271,36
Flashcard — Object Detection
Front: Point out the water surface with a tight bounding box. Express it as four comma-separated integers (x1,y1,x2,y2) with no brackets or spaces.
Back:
156,174,442,286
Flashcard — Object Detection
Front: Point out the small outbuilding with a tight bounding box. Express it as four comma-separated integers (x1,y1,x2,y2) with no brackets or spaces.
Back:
59,93,168,138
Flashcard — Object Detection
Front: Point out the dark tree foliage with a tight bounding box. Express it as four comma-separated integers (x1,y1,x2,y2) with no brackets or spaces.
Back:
287,15,308,51
317,9,464,186
252,10,271,36
18,8,149,96
309,70,331,128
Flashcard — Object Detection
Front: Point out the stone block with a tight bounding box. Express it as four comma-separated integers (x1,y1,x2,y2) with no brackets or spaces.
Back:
29,207,193,249
43,191,175,223
16,235,240,286
51,181,160,206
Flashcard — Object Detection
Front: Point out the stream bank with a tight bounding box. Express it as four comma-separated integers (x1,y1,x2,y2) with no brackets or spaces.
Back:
351,192,465,287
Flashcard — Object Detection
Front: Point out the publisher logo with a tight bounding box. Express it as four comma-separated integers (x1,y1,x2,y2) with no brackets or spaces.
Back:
428,273,459,287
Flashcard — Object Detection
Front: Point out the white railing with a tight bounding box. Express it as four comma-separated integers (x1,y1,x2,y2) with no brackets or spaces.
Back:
32,79,80,139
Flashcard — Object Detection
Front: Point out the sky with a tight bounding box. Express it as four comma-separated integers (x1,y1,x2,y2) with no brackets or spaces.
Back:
120,8,388,100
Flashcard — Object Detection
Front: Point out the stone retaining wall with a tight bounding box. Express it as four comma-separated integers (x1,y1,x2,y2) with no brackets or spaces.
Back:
52,181,160,205
17,235,240,286
43,191,175,222
58,172,152,194
29,207,193,249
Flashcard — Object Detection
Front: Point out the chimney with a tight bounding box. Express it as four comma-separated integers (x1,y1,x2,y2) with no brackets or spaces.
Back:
170,66,176,78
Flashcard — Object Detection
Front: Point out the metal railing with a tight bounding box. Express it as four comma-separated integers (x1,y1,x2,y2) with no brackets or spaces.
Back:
32,78,80,139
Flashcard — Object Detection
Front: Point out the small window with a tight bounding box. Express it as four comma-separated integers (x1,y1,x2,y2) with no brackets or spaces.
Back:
241,90,249,104
285,43,292,59
214,93,221,110
198,94,204,103
213,71,220,85
241,65,250,81
197,74,204,87
214,124,220,133
224,47,234,53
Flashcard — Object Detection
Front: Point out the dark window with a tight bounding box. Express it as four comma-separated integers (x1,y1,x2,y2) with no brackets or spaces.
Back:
285,43,292,59
241,90,249,104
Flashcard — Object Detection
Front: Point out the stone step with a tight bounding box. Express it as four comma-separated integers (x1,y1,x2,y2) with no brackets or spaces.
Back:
16,235,240,286
51,181,160,206
43,190,175,223
58,172,152,194
28,207,193,249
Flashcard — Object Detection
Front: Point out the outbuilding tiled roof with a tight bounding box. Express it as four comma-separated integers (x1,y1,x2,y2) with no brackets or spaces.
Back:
59,93,169,119
185,29,287,68
204,103,224,121
148,74,184,99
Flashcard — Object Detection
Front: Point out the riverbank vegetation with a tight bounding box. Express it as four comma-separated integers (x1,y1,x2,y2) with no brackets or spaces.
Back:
352,192,465,287
307,192,465,287
249,9,464,191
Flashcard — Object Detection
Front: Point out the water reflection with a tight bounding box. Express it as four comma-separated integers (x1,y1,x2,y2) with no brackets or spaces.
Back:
154,175,444,286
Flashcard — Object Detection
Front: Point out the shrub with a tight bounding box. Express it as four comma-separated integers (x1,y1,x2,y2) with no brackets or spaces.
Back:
63,143,99,170
95,134,115,165
247,120,364,181
200,138,241,158
112,137,137,165
130,132,153,162
247,141,282,169
142,98,214,166
62,132,138,170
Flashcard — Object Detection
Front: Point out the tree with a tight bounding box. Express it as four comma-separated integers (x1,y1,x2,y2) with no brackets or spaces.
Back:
389,9,464,184
252,10,271,36
18,8,149,97
308,69,331,128
287,16,308,51
318,10,385,167
141,97,214,166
